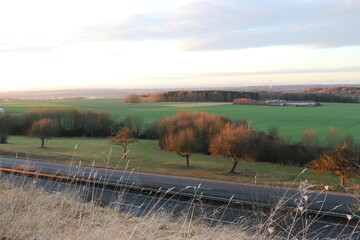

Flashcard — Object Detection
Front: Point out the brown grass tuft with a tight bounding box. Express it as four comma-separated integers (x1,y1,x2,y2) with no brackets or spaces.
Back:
0,180,250,240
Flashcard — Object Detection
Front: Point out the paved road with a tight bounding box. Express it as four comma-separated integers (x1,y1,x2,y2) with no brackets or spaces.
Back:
0,157,358,218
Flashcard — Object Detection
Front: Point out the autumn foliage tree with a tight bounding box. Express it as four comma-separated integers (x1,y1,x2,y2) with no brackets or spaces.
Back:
125,94,141,103
308,144,360,186
27,118,53,148
158,111,229,151
157,111,230,166
109,127,137,159
163,128,199,167
209,123,254,173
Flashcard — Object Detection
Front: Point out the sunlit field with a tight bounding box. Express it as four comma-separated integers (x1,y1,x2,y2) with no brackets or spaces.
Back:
0,135,342,187
2,99,360,141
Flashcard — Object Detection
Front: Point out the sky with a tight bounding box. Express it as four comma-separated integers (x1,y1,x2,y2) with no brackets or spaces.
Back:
0,0,359,91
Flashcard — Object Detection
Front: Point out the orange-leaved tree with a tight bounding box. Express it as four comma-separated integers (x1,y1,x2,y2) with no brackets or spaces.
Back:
157,111,230,167
109,127,137,159
27,118,53,148
163,128,199,167
308,144,359,186
157,111,230,153
125,94,141,103
209,123,254,173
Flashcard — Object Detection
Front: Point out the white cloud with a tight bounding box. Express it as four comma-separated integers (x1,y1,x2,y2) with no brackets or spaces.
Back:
88,0,360,50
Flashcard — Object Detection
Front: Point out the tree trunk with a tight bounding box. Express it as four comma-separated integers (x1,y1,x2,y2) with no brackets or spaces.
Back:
339,175,346,186
41,138,45,148
123,146,127,158
178,152,190,167
229,158,238,173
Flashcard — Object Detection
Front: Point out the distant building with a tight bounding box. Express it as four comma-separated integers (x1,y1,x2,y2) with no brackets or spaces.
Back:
0,108,4,114
265,100,318,107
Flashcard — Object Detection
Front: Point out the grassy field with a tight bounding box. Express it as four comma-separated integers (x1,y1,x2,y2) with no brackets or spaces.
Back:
2,99,360,141
0,135,345,188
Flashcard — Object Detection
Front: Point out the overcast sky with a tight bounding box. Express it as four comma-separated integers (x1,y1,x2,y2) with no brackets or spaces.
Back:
0,0,359,91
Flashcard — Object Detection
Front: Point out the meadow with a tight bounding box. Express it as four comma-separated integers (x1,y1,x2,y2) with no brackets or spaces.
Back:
2,98,360,141
0,135,341,187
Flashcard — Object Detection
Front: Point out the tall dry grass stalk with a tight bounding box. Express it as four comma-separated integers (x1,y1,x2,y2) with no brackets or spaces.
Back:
0,180,250,240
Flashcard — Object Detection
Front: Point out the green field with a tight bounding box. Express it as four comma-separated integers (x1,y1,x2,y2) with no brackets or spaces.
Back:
0,136,342,187
2,99,360,141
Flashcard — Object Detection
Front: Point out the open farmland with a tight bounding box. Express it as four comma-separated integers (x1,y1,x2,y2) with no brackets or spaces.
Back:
1,99,360,141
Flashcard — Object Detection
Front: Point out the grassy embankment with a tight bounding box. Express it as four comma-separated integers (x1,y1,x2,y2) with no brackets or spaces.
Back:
1,177,359,239
0,135,342,187
2,99,360,141
0,180,252,240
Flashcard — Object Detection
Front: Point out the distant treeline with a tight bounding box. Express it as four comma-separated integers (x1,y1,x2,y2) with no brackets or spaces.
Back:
306,86,360,95
279,93,358,103
10,108,113,137
126,90,359,103
1,108,157,140
127,90,260,103
256,92,359,103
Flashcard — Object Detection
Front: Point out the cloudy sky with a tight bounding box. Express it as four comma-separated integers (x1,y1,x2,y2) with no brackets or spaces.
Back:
0,0,359,91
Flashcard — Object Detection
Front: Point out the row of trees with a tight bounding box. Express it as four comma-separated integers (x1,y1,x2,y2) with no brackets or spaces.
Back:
282,93,358,103
259,92,359,103
125,90,260,103
157,111,359,184
125,90,359,104
21,108,113,137
0,108,155,140
306,86,360,95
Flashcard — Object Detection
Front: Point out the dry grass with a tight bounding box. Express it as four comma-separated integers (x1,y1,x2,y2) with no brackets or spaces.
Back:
0,180,250,240
0,176,358,240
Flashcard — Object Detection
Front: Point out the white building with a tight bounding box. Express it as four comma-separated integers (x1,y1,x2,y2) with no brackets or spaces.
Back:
265,100,318,106
0,108,4,114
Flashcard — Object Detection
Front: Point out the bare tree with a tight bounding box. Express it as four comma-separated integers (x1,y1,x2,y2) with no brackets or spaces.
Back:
109,127,137,159
325,127,339,147
301,129,320,147
267,126,279,140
